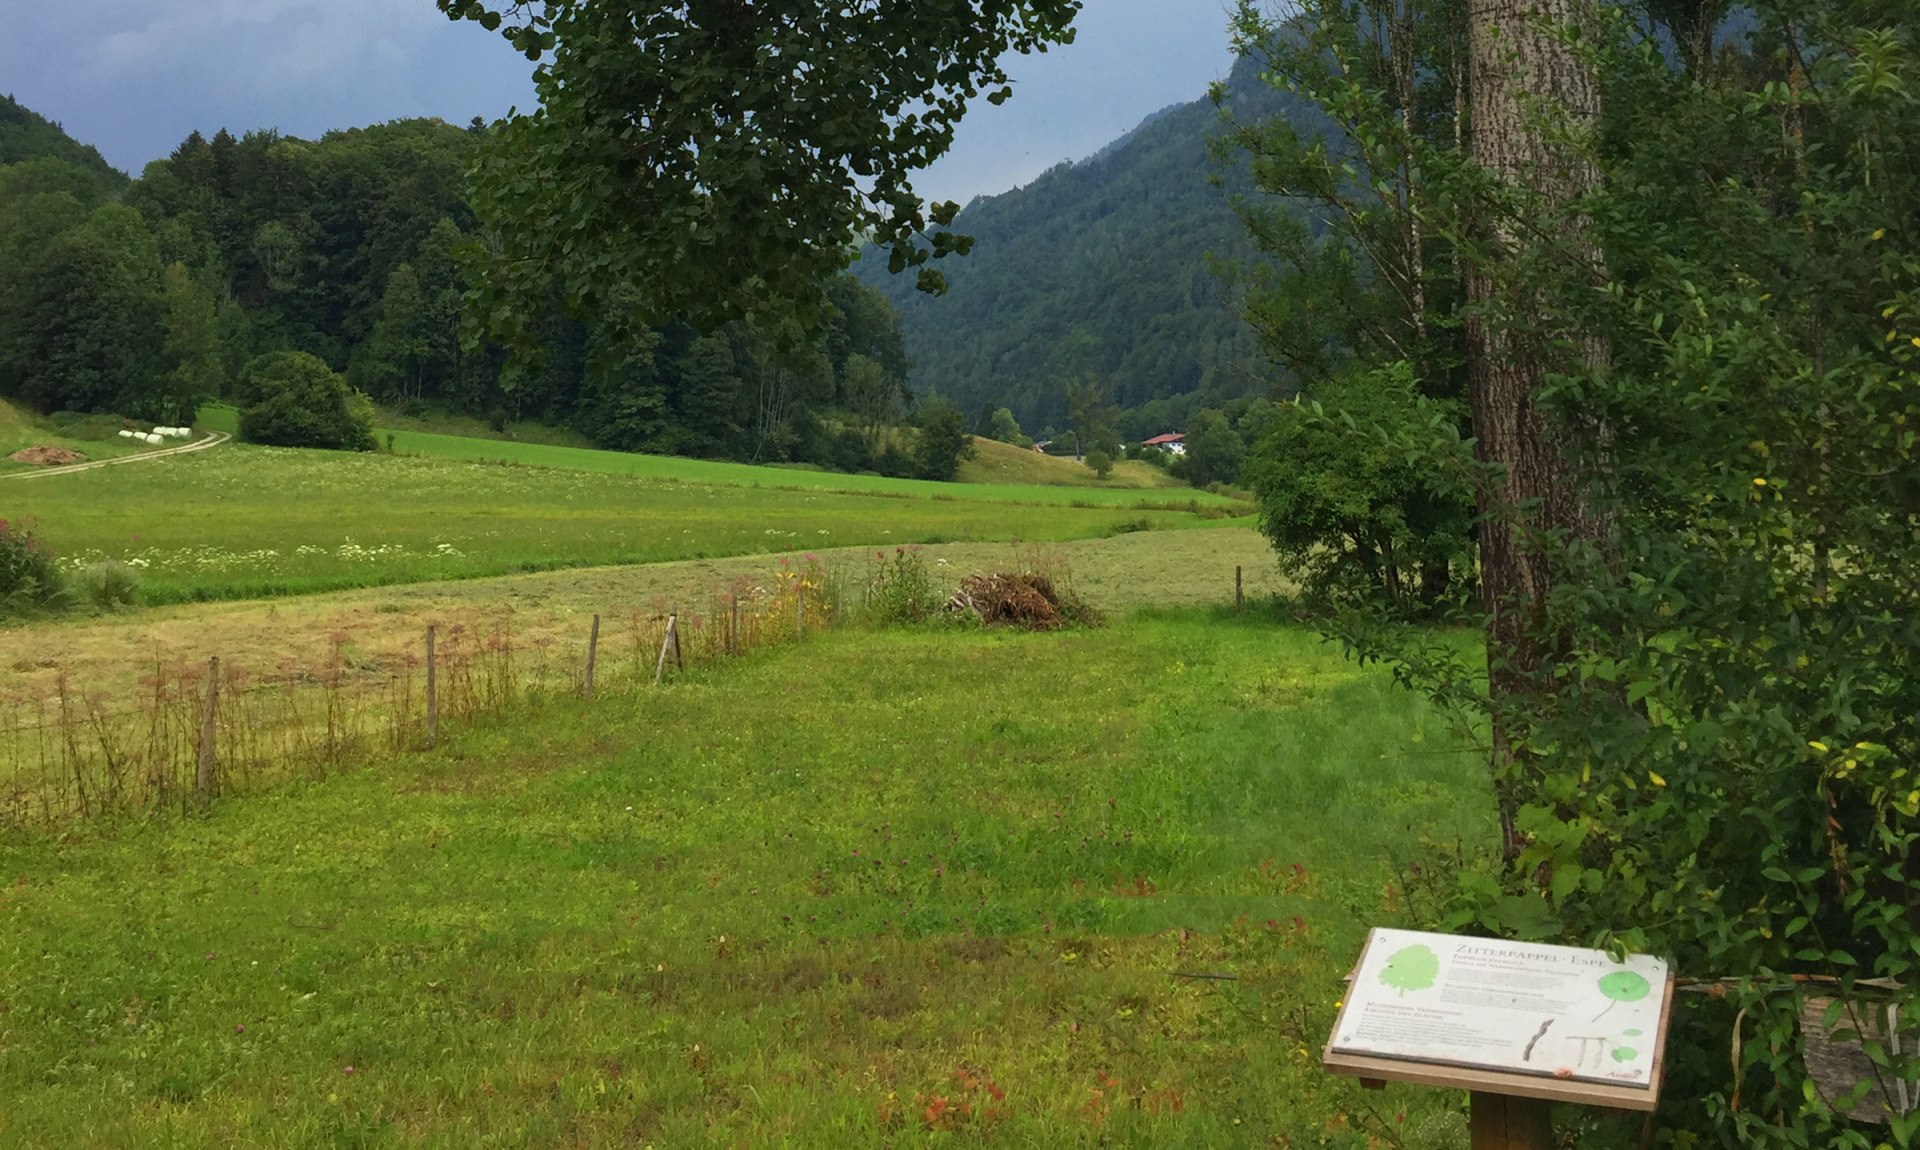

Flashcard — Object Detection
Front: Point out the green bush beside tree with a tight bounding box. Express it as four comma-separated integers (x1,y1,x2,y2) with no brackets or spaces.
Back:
236,351,377,452
1247,364,1475,616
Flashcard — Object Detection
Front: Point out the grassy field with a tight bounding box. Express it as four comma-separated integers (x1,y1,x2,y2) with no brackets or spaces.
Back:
357,411,1191,496
189,405,1226,507
0,398,1507,1145
374,429,1222,506
0,528,1287,704
0,608,1490,1147
365,405,598,450
9,440,1247,604
0,398,170,474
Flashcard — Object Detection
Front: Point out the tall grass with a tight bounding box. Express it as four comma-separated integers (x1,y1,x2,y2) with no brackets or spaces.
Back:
0,558,834,827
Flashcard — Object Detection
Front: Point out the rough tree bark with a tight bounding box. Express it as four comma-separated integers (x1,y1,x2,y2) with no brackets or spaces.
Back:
1465,0,1609,858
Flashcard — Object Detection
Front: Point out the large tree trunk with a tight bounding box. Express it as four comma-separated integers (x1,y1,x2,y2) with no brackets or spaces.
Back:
1465,0,1608,858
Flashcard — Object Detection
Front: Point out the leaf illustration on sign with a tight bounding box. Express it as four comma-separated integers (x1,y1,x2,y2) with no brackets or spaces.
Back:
1594,971,1652,1021
1379,943,1440,996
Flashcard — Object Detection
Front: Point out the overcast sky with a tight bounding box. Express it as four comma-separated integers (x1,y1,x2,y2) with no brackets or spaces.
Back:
3,1,1240,205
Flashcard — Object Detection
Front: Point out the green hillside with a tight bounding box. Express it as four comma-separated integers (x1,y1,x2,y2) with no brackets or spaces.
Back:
853,58,1317,440
955,435,1186,490
0,94,127,193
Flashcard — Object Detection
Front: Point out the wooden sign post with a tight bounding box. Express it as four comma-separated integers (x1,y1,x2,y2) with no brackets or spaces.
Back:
1324,928,1675,1149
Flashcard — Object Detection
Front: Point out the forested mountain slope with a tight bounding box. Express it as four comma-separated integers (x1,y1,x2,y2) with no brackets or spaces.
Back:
1,106,926,476
854,57,1311,439
0,94,128,198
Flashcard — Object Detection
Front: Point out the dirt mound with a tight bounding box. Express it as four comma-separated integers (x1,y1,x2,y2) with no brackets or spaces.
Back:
9,445,86,467
947,572,1098,631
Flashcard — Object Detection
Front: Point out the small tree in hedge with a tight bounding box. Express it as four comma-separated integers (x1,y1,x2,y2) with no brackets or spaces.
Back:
237,351,377,451
1179,409,1245,488
913,396,972,482
989,406,1031,448
1083,449,1113,479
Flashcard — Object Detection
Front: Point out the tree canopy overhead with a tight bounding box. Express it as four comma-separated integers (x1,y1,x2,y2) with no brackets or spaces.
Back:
437,0,1084,340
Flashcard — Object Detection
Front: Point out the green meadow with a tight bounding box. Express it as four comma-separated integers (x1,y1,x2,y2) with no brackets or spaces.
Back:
9,440,1245,604
191,404,1239,509
0,609,1490,1147
1,421,1513,1147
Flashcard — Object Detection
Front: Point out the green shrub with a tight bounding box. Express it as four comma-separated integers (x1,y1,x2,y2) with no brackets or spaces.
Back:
1246,364,1476,617
865,546,943,624
0,517,68,616
237,351,377,451
73,559,141,610
913,397,972,482
1083,449,1113,479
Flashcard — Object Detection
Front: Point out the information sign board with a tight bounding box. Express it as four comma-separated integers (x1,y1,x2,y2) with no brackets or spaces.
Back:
1324,928,1672,1109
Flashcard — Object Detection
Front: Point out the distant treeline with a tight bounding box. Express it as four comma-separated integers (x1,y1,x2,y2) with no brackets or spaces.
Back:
0,104,942,475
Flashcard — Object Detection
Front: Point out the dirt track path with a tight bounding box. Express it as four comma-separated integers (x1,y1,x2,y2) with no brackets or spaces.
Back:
2,431,229,480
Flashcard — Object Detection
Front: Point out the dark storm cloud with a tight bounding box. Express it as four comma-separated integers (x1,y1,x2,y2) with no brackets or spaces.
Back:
4,0,1238,201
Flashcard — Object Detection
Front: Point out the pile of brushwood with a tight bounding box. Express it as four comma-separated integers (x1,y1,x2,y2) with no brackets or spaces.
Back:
946,572,1100,631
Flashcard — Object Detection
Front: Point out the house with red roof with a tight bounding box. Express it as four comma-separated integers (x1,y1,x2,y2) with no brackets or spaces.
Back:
1142,433,1186,456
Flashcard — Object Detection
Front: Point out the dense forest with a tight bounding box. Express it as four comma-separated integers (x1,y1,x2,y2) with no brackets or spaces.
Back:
1,74,1318,485
0,101,940,476
852,56,1311,442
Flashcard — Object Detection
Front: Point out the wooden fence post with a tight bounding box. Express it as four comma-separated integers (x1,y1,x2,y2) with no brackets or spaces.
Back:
585,614,601,699
655,614,678,685
729,595,740,657
671,612,684,670
1236,565,1244,609
425,624,438,749
195,656,219,804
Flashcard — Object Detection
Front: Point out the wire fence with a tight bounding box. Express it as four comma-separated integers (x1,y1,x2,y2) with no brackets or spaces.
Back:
0,560,834,829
